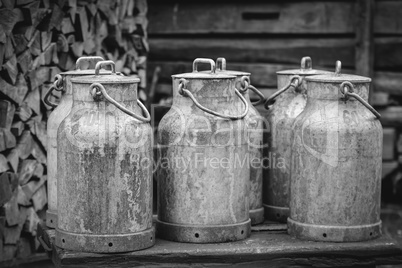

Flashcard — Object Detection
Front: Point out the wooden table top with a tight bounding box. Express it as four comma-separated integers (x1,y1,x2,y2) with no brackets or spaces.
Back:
38,222,402,268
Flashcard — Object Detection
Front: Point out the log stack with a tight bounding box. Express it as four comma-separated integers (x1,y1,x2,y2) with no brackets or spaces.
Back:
0,0,148,265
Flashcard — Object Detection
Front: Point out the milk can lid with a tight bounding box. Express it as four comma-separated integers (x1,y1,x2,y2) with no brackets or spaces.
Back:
71,61,140,84
276,56,332,76
305,61,371,83
172,58,236,79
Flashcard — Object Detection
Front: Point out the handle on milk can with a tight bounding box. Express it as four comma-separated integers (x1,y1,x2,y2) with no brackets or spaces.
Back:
264,75,302,109
239,76,265,106
340,81,381,119
44,74,64,108
178,78,249,120
94,60,116,75
90,83,151,122
76,56,105,70
193,58,216,73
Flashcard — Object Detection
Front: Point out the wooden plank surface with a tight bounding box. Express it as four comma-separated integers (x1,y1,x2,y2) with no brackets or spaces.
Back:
149,37,402,70
148,1,402,35
148,2,355,34
39,223,402,268
148,37,355,67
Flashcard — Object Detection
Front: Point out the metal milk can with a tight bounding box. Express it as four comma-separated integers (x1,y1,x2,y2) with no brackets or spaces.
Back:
289,61,383,242
45,56,107,228
55,61,154,252
215,57,265,225
157,58,250,243
263,57,330,223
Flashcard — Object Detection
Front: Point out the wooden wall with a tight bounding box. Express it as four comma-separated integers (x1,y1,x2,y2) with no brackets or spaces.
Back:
147,0,402,201
0,0,148,266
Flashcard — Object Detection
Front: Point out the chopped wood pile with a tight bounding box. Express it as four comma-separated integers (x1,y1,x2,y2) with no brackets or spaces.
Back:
0,0,148,264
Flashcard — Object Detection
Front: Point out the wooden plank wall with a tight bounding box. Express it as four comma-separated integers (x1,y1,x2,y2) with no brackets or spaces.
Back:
147,0,402,200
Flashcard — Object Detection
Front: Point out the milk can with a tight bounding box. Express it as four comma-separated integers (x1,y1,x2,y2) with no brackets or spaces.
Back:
263,57,330,223
289,61,382,242
215,57,265,225
157,58,250,243
44,56,107,228
56,61,154,252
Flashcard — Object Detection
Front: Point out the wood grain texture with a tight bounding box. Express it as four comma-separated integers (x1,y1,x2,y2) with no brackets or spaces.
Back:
39,223,402,268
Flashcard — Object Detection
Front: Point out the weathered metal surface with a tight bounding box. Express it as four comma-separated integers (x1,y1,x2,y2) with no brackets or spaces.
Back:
214,58,264,225
263,57,330,223
56,61,154,252
46,56,105,229
289,61,383,242
157,58,250,243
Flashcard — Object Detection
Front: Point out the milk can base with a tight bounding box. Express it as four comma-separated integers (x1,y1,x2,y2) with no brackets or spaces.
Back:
263,204,289,223
287,217,382,242
46,210,57,228
250,207,264,225
55,226,155,253
156,219,251,243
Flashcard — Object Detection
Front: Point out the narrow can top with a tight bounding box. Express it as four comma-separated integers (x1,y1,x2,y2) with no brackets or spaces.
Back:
276,56,331,76
305,61,371,83
60,56,112,76
172,58,236,79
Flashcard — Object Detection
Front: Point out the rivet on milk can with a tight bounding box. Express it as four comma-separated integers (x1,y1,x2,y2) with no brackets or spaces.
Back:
289,61,382,242
263,57,331,223
157,58,251,243
56,61,154,252
215,57,265,225
44,56,108,229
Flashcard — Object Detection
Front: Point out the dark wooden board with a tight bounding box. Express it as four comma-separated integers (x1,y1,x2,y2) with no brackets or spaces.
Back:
148,2,355,34
39,223,402,268
149,37,402,70
148,37,355,67
148,1,402,35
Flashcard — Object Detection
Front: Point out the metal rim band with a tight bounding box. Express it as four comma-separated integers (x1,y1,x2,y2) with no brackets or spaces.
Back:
263,204,289,223
250,207,265,225
46,210,57,229
55,226,155,253
156,219,251,243
288,218,382,242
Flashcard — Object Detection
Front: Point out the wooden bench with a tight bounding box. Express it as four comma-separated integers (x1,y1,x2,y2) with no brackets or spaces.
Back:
37,221,402,267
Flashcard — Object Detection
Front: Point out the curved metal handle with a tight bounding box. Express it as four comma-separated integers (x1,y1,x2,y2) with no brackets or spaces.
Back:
340,81,381,119
44,74,63,108
301,56,312,70
216,57,227,71
90,83,151,122
264,75,302,109
239,76,265,106
193,58,216,73
95,60,116,75
38,236,52,252
178,79,248,120
76,56,105,70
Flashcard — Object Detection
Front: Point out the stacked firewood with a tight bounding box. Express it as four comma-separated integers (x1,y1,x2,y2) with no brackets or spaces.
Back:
0,0,148,264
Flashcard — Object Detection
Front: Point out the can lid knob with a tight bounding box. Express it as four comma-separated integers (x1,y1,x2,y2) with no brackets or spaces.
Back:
216,57,227,71
301,56,312,70
335,60,342,75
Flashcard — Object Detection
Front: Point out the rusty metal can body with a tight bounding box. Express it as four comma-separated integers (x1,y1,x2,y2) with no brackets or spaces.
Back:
263,57,330,223
214,58,265,225
46,56,107,228
55,61,154,252
289,62,383,242
157,59,251,243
